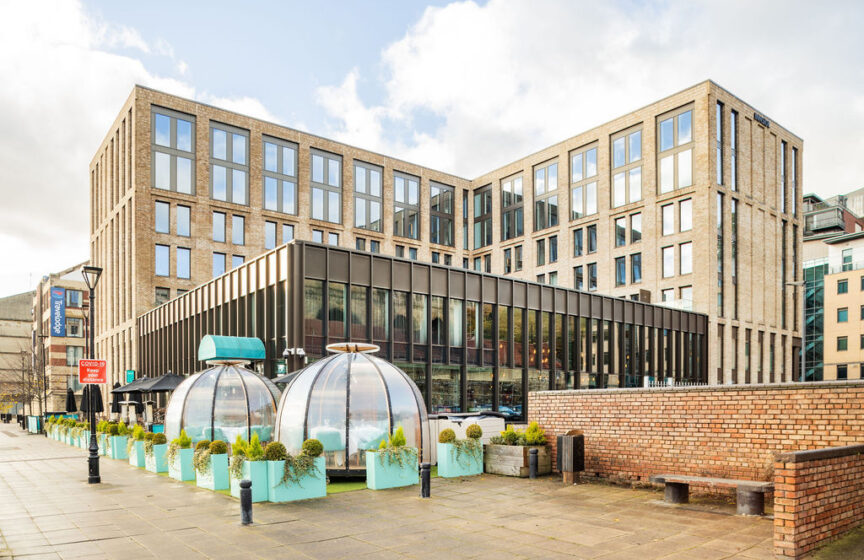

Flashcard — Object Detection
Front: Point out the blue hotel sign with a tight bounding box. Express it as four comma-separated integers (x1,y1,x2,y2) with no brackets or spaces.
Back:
50,287,65,336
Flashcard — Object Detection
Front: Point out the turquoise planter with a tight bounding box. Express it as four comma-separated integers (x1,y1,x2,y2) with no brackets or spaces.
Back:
437,442,483,478
129,440,145,467
196,453,229,490
110,436,129,460
266,457,326,503
145,444,168,473
66,433,73,445
365,449,419,490
27,416,40,434
230,460,269,502
169,448,195,481
81,431,91,449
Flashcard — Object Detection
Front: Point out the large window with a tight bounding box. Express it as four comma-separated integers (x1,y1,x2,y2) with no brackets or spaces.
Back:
662,246,674,278
430,181,454,246
631,213,642,243
155,244,169,277
212,252,226,278
680,242,693,275
177,247,190,279
232,215,245,245
213,211,225,242
658,107,693,193
615,256,626,286
504,246,522,273
533,161,559,231
730,110,738,191
570,145,598,219
501,176,524,241
66,318,83,338
265,221,276,250
177,205,190,237
210,123,248,205
587,224,597,253
263,137,297,215
791,147,797,215
614,217,626,247
311,150,342,223
354,162,382,232
66,346,84,367
394,171,419,239
587,262,598,291
155,201,170,233
152,108,194,194
65,290,82,308
716,102,724,185
631,253,642,283
611,128,641,207
573,228,583,256
662,204,674,235
680,199,693,232
473,186,492,249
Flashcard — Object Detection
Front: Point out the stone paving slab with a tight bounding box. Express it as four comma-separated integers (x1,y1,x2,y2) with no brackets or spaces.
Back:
0,423,776,559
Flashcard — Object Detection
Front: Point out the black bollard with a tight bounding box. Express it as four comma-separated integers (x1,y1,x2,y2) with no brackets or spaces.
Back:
420,462,431,498
529,448,538,479
240,479,253,525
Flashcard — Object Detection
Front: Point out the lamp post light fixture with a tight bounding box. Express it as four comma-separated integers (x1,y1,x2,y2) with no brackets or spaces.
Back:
81,265,103,484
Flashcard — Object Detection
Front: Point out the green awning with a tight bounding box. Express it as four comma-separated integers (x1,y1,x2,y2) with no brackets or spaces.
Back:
197,335,266,362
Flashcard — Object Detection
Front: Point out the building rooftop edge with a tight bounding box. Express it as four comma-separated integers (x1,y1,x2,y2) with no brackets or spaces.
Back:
532,379,864,396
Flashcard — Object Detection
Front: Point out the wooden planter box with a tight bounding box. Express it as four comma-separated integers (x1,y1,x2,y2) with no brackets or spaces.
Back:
483,444,551,477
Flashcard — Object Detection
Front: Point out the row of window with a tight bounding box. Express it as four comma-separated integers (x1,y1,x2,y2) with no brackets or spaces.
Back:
833,364,864,380
835,306,864,322
836,276,864,294
835,335,864,351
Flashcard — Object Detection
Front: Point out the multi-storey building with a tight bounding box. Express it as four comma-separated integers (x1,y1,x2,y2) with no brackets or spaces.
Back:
31,263,89,411
90,80,802,397
0,291,34,415
803,192,864,237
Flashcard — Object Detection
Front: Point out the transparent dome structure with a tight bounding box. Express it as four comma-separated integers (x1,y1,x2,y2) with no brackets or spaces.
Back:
275,343,430,475
165,363,282,444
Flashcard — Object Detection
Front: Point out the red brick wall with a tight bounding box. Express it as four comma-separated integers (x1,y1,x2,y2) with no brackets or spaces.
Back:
774,445,864,558
528,382,864,482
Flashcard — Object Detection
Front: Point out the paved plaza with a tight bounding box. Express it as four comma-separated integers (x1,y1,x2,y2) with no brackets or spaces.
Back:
0,423,777,560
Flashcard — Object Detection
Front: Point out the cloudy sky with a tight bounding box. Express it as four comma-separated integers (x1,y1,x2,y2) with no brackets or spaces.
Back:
0,0,862,298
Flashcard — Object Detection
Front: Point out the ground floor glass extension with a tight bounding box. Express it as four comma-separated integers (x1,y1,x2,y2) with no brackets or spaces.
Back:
138,242,708,421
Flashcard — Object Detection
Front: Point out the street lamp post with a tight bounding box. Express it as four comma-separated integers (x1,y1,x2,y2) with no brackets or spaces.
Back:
81,265,103,484
38,334,49,435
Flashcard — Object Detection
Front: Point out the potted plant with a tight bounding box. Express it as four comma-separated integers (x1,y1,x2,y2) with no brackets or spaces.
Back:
46,416,56,439
484,422,551,477
229,434,268,502
128,426,146,467
97,421,110,455
265,439,326,503
167,430,194,481
438,424,484,478
366,427,419,490
145,433,168,473
110,423,129,460
195,440,229,490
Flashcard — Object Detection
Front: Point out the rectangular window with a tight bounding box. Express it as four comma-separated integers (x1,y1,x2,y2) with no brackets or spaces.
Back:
410,247,418,260
394,171,420,239
501,175,524,240
370,240,380,254
473,257,481,271
838,308,848,322
473,186,493,248
356,238,367,252
679,199,692,231
412,294,428,344
571,145,598,219
177,205,190,237
154,287,170,306
630,213,642,243
548,271,558,286
662,204,674,235
263,136,298,214
396,245,404,258
354,161,383,232
265,221,276,250
329,233,339,247
311,150,342,223
534,161,559,231
587,263,598,291
212,252,226,277
282,224,294,244
504,248,512,274
838,336,848,351
631,253,642,283
717,192,724,317
210,123,249,204
791,147,797,214
659,107,694,193
155,201,170,233
152,108,195,194
177,247,190,279
680,242,693,275
615,217,626,247
573,228,583,256
549,235,558,263
65,317,83,338
574,265,583,290
838,280,848,294
536,274,545,284
213,212,225,242
611,129,641,205
514,245,523,271
587,224,597,253
716,102,723,185
780,141,787,213
842,248,853,271
312,229,323,243
231,215,245,245
65,290,82,308
65,346,84,367
536,238,545,266
662,288,674,302
662,246,674,278
232,255,244,269
730,110,738,191
430,181,454,246
155,244,170,277
615,256,626,286
837,365,848,380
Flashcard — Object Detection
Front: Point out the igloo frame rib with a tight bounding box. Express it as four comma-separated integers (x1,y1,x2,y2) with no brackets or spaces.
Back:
274,343,430,477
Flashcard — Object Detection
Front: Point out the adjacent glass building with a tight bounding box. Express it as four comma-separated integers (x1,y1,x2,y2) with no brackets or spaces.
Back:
139,242,708,421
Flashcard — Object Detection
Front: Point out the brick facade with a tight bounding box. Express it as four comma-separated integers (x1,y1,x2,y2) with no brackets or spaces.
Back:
774,444,864,558
528,381,864,482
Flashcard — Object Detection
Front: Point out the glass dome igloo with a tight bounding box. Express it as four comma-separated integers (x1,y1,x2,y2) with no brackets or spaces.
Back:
164,335,282,444
275,343,430,475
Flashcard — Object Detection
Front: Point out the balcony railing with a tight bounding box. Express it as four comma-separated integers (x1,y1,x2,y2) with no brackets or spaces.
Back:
806,208,845,232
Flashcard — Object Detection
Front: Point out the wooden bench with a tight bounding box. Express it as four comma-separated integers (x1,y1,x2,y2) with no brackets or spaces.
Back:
649,474,774,516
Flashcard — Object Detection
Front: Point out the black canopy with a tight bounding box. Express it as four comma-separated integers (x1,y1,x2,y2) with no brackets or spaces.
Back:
110,382,121,413
79,385,104,413
144,374,185,392
65,388,77,413
111,377,151,393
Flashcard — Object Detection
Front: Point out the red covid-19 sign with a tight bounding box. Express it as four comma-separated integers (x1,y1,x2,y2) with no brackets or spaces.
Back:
78,360,107,384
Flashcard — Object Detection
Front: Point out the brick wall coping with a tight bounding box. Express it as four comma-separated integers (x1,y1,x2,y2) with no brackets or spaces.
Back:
776,443,864,464
531,380,864,397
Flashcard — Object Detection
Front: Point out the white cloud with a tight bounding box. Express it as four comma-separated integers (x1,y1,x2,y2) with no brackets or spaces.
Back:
0,0,276,298
316,0,864,192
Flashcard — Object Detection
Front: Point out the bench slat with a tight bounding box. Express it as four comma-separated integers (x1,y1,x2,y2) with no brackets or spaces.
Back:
650,474,773,492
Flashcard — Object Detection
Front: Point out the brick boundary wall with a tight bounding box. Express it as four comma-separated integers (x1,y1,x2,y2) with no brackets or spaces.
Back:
527,381,864,482
774,444,864,559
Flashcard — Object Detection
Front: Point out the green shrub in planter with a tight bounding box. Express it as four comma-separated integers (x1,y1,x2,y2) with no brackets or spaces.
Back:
266,439,326,503
145,433,168,473
167,430,194,481
366,427,419,490
128,425,146,467
195,440,229,490
438,424,483,478
108,424,128,460
230,434,268,502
